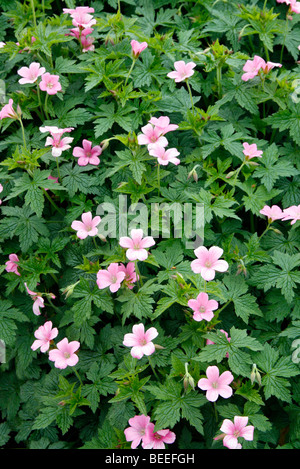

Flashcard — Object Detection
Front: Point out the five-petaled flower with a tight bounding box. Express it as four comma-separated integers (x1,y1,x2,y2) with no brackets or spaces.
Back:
259,205,284,222
31,321,58,353
17,62,46,84
198,366,234,402
191,246,229,281
123,323,158,359
96,263,126,293
124,414,151,449
119,229,155,261
71,211,101,239
48,338,80,369
73,139,102,166
39,72,62,95
242,142,263,160
167,61,196,82
218,416,254,449
188,292,218,322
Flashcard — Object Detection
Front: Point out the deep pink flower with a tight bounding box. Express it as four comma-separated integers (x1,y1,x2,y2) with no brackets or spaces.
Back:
124,415,151,449
96,263,126,293
40,126,74,157
118,262,138,289
5,254,20,276
188,292,218,322
71,211,101,239
130,40,148,58
207,330,231,358
119,229,155,261
259,205,284,222
242,142,263,160
191,246,229,281
137,124,168,148
31,321,58,353
142,423,176,449
149,144,180,166
73,139,102,166
0,99,18,120
123,323,158,359
48,338,80,369
198,366,234,402
39,72,62,95
148,116,178,135
17,62,46,84
241,55,265,81
167,61,196,82
282,205,300,225
219,416,254,449
24,282,45,316
69,27,95,51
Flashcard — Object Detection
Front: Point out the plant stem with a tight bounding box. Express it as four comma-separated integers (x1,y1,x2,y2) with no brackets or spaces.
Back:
185,79,194,114
148,356,159,380
42,188,64,215
134,260,143,287
258,222,271,240
157,163,160,197
280,13,289,65
56,158,62,184
37,85,45,120
19,118,27,150
73,367,83,386
124,58,137,87
216,63,222,98
213,402,218,422
44,93,50,120
30,0,37,28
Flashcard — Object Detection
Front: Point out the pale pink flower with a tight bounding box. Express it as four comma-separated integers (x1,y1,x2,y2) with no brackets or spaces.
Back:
167,61,196,82
191,246,229,281
96,263,126,293
119,229,155,261
198,366,234,402
39,72,62,95
259,205,284,222
262,61,282,72
220,416,254,449
282,205,300,225
130,40,148,58
290,0,300,13
207,330,231,358
31,321,58,353
71,11,96,29
124,415,151,449
137,124,168,148
0,42,5,48
17,62,46,84
24,283,45,316
241,55,265,81
242,142,263,160
40,126,74,157
142,423,176,449
63,6,95,14
5,254,20,276
73,139,102,166
71,211,101,239
0,99,18,120
118,262,138,289
0,183,2,205
149,144,180,166
48,338,80,369
123,323,158,359
188,292,218,322
148,116,178,135
81,34,95,52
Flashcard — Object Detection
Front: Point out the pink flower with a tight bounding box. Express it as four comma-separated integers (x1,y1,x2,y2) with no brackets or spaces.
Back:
282,205,300,225
5,254,20,276
130,40,148,58
123,323,158,359
149,144,180,166
40,126,74,157
0,183,2,205
191,246,229,281
207,330,231,358
118,262,138,289
81,34,95,52
148,116,178,135
24,283,45,316
242,142,263,160
219,416,254,449
262,61,282,73
188,292,218,322
0,99,18,120
71,211,101,239
69,27,95,52
259,205,284,222
198,366,234,402
71,11,96,29
63,6,95,14
17,62,46,84
48,338,80,369
96,263,126,293
73,139,102,166
124,415,151,449
0,42,5,48
119,229,155,261
31,321,58,353
142,423,176,449
290,0,300,13
39,72,62,95
241,55,265,81
137,124,168,149
167,61,196,82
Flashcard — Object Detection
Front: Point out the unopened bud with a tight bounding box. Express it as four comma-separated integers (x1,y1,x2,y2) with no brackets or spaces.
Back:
226,171,236,179
61,281,80,299
100,139,110,151
154,344,165,350
97,233,107,242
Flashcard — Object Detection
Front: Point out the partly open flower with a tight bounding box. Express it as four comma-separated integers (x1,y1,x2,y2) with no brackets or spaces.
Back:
148,116,178,135
24,283,45,316
17,62,46,84
118,262,138,289
5,254,20,276
242,142,263,160
241,55,265,81
0,99,18,120
282,205,300,225
131,40,148,58
40,126,74,157
259,205,284,222
149,144,180,166
123,323,158,359
142,423,176,449
31,321,58,353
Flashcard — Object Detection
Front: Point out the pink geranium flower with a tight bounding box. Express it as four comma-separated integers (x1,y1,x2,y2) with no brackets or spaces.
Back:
71,211,101,239
241,55,265,81
118,262,138,289
123,323,158,359
124,415,151,449
149,144,180,166
73,139,102,166
48,338,80,369
31,321,58,353
262,61,282,73
242,142,263,160
39,72,62,95
188,292,218,322
130,40,148,58
17,62,46,84
0,42,5,48
119,229,155,261
71,11,96,29
142,423,176,449
0,183,3,205
207,329,231,358
24,283,45,316
0,99,18,120
259,205,284,222
198,366,234,402
282,205,300,225
40,126,74,157
167,61,196,82
219,416,254,449
5,254,21,276
191,246,229,281
148,116,178,135
137,124,168,149
96,263,126,293
69,27,95,52
63,6,95,14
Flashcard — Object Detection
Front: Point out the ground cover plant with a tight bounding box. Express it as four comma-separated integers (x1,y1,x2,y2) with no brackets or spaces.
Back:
0,0,300,450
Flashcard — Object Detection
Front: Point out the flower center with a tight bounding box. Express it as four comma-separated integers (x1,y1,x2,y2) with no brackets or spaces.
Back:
111,275,117,283
64,352,70,359
140,338,147,346
86,151,91,158
154,433,162,440
199,306,206,313
47,82,53,88
205,261,211,268
212,381,219,389
233,430,240,438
